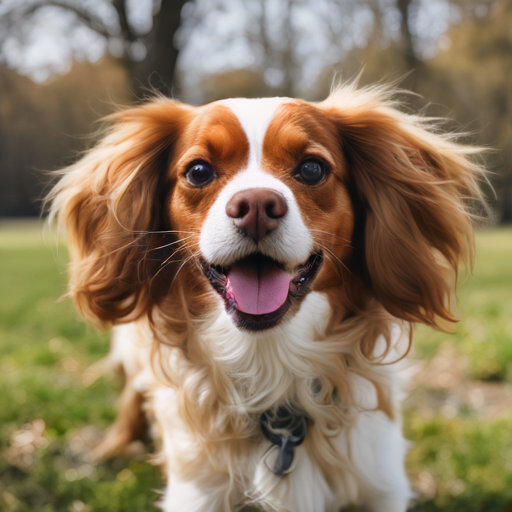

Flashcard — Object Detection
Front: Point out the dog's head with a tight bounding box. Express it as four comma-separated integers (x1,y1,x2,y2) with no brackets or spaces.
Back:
49,84,486,335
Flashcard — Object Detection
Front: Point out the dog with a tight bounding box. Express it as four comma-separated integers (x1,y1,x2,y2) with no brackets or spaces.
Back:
48,82,486,512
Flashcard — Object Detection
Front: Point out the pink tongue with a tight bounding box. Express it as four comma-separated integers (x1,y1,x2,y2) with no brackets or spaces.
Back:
226,258,291,315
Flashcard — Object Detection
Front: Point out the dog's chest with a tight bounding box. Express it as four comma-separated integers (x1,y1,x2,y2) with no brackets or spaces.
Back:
203,292,333,410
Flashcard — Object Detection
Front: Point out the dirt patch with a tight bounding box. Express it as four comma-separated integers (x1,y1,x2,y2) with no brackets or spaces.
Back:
406,346,512,419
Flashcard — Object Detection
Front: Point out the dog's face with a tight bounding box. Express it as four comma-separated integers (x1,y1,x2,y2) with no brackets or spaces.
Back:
51,85,484,337
168,98,354,330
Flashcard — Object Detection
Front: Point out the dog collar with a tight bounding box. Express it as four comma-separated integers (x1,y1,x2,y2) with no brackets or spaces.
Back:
260,406,307,476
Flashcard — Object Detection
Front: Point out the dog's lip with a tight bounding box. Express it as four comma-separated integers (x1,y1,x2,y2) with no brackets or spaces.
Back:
204,252,321,280
200,251,323,331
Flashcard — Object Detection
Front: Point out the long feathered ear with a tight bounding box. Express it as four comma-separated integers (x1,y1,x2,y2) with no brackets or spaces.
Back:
47,99,193,327
321,84,489,328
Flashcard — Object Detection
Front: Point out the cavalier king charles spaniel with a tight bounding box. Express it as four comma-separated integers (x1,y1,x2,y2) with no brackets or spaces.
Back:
48,82,486,512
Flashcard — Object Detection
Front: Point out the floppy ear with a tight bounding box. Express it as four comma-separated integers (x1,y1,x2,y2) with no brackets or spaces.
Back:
322,84,488,328
47,99,192,327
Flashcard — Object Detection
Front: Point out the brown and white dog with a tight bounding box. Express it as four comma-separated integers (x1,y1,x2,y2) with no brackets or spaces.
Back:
48,82,486,512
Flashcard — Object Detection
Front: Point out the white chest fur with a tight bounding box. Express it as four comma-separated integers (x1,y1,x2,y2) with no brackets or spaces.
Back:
203,292,332,413
142,293,413,512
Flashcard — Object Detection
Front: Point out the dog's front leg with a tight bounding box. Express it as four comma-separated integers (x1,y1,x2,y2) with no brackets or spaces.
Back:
153,388,236,512
333,410,412,512
362,493,411,512
160,471,233,512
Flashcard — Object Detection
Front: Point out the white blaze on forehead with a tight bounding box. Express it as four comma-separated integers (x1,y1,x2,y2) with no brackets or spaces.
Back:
200,97,314,268
219,97,292,167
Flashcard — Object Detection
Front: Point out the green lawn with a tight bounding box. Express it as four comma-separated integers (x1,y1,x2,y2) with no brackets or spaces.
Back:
1,220,511,511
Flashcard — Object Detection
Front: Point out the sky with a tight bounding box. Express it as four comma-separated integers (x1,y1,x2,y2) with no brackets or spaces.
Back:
0,0,461,87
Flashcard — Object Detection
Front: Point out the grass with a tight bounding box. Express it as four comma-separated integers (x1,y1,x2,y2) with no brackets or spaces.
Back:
413,228,512,381
0,221,160,512
0,220,511,511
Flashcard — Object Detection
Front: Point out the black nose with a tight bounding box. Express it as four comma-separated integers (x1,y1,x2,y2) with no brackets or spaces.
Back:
225,188,288,242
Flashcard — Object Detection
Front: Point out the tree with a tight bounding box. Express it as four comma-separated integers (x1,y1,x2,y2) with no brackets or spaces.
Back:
0,0,189,99
0,57,131,216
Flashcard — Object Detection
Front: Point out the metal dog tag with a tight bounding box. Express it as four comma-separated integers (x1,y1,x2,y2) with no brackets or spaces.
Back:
260,406,307,477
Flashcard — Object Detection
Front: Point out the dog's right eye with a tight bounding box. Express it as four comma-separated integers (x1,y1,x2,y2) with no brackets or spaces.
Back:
186,162,215,187
295,158,328,186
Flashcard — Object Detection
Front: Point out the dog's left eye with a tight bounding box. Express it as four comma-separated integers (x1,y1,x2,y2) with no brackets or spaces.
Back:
295,159,327,185
186,162,215,187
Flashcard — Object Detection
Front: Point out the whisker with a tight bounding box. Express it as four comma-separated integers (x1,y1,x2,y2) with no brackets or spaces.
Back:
111,212,196,236
131,229,197,235
310,229,352,244
92,232,197,261
146,235,195,253
170,250,201,287
145,242,199,286
148,241,200,284
95,232,152,259
318,241,353,250
135,238,196,283
137,236,192,282
159,242,199,269
312,237,352,278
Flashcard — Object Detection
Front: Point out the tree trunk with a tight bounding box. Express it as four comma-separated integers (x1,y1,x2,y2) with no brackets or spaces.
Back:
396,0,423,91
397,0,419,69
133,0,189,98
15,0,189,101
279,0,296,97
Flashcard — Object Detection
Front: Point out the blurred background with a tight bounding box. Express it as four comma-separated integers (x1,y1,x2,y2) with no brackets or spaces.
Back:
0,0,511,218
0,1,511,511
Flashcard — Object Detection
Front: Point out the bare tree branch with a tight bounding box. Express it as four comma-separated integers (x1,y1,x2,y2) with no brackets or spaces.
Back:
397,0,420,70
113,0,137,43
22,1,113,40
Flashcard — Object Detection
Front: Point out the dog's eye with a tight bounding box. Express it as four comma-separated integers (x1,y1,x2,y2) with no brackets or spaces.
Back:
295,159,327,185
186,162,215,187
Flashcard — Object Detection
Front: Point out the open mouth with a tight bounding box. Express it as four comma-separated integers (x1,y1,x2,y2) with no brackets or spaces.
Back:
201,251,323,331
